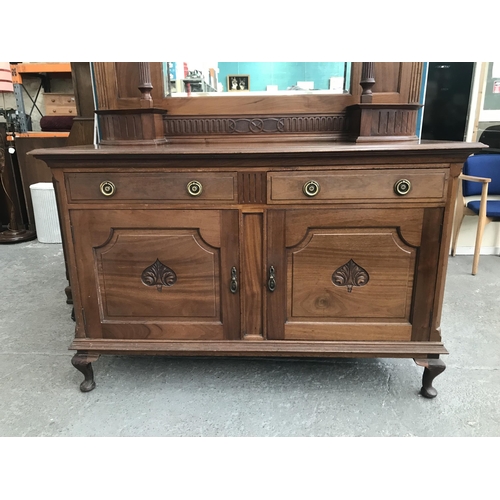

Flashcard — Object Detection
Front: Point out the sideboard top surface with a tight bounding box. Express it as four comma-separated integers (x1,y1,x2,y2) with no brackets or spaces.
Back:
31,140,486,161
30,141,486,174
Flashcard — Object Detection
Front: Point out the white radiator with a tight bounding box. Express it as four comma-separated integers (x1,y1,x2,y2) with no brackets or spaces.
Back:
29,182,62,244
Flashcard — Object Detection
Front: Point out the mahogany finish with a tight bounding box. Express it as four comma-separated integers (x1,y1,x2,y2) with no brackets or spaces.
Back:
346,103,422,142
414,358,447,398
92,62,423,114
34,140,483,396
71,352,99,392
93,62,425,144
30,61,485,397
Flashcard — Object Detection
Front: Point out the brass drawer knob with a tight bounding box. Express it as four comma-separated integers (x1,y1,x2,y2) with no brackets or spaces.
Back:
303,180,320,197
100,180,116,197
187,180,203,196
394,179,412,196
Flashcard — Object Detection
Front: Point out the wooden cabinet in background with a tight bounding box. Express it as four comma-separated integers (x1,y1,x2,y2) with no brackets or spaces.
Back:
43,93,77,115
14,136,68,230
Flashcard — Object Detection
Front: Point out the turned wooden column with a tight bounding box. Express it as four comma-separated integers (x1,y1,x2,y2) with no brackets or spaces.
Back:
346,62,421,142
96,62,167,146
138,62,153,107
360,62,375,103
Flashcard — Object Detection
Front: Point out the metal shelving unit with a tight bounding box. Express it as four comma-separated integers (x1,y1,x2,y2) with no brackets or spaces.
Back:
10,63,72,133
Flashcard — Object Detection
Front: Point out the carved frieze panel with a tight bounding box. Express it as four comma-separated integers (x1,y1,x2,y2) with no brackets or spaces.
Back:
164,114,346,136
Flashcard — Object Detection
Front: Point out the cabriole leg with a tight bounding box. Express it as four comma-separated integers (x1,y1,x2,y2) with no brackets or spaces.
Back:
71,352,100,392
414,358,446,398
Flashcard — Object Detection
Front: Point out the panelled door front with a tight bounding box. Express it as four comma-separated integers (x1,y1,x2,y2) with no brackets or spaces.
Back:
70,209,240,340
267,208,429,341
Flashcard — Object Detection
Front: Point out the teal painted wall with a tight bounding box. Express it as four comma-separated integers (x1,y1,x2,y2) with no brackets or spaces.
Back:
218,62,349,92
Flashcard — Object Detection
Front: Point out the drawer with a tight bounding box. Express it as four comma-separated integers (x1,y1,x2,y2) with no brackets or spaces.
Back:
44,93,76,106
268,168,448,203
46,106,77,115
65,172,237,203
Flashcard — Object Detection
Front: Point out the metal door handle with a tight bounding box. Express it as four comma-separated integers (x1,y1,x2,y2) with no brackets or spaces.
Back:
230,267,238,294
268,265,276,292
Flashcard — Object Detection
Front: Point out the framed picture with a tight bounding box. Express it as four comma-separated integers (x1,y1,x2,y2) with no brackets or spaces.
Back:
227,75,250,92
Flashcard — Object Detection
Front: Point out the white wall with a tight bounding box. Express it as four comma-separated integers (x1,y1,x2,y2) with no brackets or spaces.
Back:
453,217,500,255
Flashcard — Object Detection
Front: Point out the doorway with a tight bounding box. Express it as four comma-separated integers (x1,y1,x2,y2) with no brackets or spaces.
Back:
421,62,475,141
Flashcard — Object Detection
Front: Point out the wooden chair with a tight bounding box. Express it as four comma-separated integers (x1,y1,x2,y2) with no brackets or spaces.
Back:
451,154,500,275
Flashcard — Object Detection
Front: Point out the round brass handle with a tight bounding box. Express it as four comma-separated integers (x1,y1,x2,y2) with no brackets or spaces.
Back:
100,180,116,197
187,180,203,196
303,180,320,197
394,179,412,196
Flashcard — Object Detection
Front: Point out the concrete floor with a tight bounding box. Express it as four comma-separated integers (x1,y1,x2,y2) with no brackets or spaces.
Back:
0,241,499,437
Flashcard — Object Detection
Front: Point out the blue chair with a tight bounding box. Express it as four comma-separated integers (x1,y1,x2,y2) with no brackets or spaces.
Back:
451,154,500,275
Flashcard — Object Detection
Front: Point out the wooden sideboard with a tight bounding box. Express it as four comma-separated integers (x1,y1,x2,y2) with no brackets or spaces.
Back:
33,138,483,396
29,61,485,396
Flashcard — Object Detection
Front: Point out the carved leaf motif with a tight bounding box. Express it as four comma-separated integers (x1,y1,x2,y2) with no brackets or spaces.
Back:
141,259,177,292
332,259,369,293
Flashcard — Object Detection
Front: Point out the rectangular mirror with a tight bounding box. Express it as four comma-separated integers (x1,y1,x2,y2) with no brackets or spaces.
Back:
163,62,351,97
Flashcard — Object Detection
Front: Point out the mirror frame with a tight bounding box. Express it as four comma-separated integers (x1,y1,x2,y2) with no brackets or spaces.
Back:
93,62,423,116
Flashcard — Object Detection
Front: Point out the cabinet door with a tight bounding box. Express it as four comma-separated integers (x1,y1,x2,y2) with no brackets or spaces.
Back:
267,207,439,342
70,209,240,340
